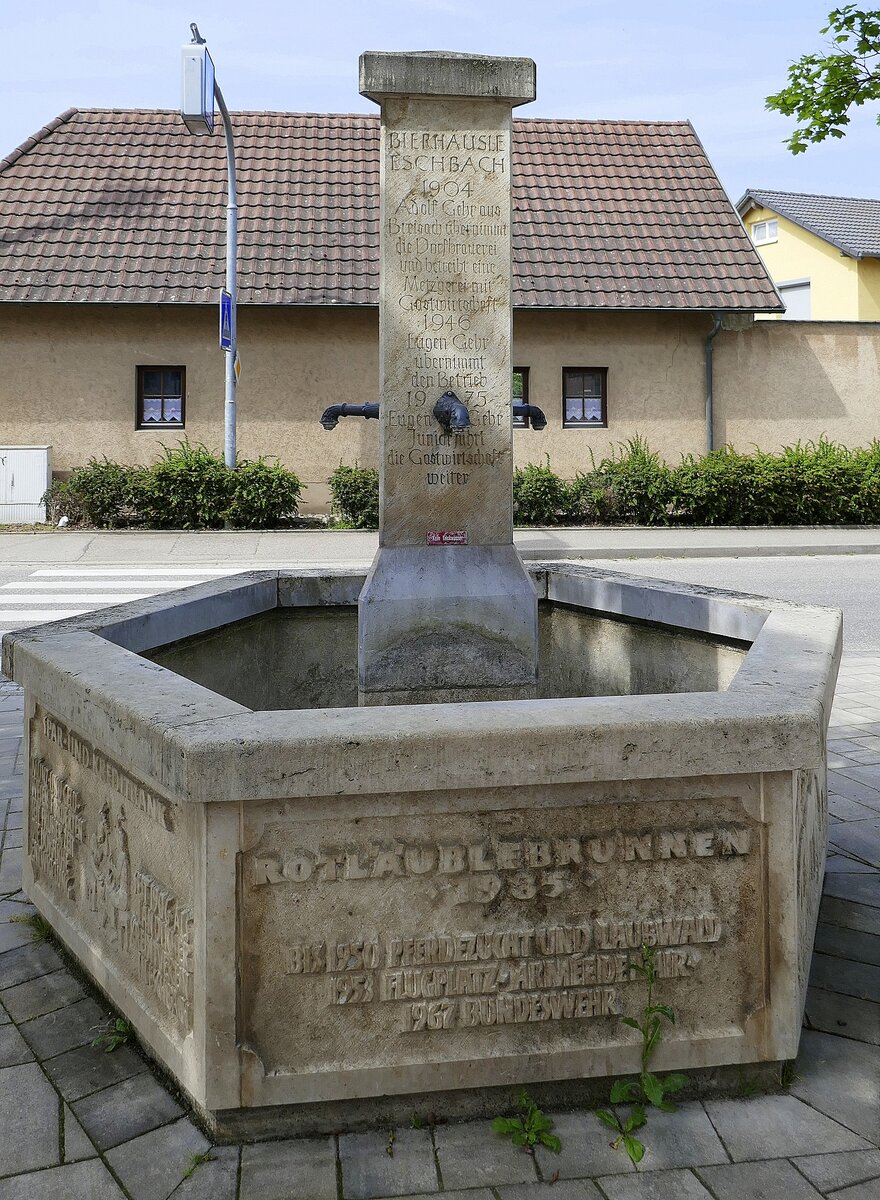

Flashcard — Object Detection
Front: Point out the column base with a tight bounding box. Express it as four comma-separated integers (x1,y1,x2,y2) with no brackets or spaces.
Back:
357,544,538,706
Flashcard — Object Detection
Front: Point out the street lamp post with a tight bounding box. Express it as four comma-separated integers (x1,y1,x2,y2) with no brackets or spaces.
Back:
180,24,238,469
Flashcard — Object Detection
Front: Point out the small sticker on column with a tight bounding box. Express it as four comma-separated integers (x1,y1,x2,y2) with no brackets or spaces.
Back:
427,530,468,546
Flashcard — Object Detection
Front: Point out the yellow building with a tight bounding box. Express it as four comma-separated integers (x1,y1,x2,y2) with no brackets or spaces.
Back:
737,189,880,320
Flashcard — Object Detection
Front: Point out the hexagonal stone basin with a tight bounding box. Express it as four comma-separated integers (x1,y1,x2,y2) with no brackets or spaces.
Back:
1,565,840,1139
143,599,748,711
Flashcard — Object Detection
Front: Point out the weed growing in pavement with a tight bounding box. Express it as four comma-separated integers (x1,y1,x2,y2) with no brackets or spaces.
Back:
595,945,688,1164
183,1151,216,1179
779,1061,799,1090
10,913,51,943
90,1018,133,1053
492,1089,561,1155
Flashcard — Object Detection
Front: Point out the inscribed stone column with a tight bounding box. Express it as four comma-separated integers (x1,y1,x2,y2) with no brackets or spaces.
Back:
358,51,538,705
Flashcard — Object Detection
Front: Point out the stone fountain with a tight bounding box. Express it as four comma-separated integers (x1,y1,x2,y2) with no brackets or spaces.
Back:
2,51,840,1140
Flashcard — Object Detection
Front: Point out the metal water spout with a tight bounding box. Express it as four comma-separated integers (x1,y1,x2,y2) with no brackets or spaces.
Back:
432,391,471,435
319,403,380,431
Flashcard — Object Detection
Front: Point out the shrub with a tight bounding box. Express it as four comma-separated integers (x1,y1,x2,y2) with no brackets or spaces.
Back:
329,464,380,528
513,462,573,525
225,458,302,528
44,459,144,528
42,480,87,527
591,437,674,526
135,442,232,529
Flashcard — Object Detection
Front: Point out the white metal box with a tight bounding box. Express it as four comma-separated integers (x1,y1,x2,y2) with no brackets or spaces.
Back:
0,446,52,523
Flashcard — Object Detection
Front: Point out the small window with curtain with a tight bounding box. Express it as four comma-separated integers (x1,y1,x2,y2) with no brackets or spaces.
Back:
563,368,607,428
513,367,530,428
751,219,778,246
136,367,186,429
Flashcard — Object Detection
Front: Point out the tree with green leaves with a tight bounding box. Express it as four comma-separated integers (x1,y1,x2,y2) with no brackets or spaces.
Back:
766,6,880,152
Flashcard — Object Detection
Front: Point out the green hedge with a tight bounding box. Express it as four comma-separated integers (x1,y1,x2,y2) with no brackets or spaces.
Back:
329,438,880,529
45,443,302,530
328,464,380,529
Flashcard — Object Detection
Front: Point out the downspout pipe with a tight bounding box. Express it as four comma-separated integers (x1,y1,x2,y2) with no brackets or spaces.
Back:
705,313,723,453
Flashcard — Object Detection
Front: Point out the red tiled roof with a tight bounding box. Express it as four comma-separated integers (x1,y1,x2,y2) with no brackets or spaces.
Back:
0,109,782,311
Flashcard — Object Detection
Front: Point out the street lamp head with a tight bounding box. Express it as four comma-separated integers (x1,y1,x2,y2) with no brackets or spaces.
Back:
180,41,215,135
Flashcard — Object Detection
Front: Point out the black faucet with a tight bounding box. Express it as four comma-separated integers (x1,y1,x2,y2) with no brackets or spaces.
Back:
319,403,380,431
432,391,471,435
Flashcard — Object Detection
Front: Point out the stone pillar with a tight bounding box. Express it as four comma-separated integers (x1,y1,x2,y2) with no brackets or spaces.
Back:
358,51,539,705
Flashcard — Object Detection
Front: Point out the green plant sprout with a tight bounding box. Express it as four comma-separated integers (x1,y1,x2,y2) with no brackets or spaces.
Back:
183,1151,215,1179
595,945,688,1164
492,1089,561,1155
90,1018,133,1054
9,913,51,943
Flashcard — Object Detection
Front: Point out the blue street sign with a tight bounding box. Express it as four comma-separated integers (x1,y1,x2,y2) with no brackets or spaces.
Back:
219,289,233,350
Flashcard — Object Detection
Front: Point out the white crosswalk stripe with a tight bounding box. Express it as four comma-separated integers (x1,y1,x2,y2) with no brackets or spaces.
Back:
0,567,246,636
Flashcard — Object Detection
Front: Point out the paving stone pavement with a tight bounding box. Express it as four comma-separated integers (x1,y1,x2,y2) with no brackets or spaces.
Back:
0,660,878,1200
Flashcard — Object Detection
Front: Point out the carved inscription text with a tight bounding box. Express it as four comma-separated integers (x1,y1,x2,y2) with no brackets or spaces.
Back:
41,714,175,831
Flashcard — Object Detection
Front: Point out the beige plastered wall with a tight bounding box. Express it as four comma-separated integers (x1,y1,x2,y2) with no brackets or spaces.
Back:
714,319,880,451
0,304,381,513
0,304,711,512
4,304,880,514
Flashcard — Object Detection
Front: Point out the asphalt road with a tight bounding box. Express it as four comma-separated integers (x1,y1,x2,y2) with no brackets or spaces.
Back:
596,554,877,653
0,540,875,652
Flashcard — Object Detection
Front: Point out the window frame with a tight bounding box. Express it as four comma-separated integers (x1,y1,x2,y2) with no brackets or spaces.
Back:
562,367,608,429
135,366,186,430
512,366,530,428
751,218,778,246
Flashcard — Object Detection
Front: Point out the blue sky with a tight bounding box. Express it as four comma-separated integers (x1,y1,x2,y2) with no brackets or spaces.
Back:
4,0,880,202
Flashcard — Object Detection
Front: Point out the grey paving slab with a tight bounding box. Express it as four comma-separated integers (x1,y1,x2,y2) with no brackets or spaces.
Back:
3,831,21,850
0,856,22,893
815,922,880,966
811,954,880,1002
828,778,880,809
71,1071,184,1151
794,1030,880,1144
43,1039,146,1101
595,1169,713,1199
434,1120,537,1188
806,987,880,1044
0,1158,126,1199
20,996,108,1059
823,874,880,909
628,1102,728,1171
339,1128,438,1199
697,1159,824,1199
0,921,35,955
0,941,62,989
832,1180,880,1198
168,1145,239,1200
703,1094,871,1160
0,1006,9,1026
532,1111,635,1179
63,1103,97,1162
105,1115,211,1200
822,897,880,937
0,902,32,928
0,1021,33,1066
496,1183,602,1200
830,796,880,822
0,1061,60,1176
239,1137,337,1200
832,822,880,869
793,1149,880,1191
1,967,86,1021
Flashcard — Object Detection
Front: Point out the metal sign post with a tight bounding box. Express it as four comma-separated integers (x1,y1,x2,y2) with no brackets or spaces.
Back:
181,24,238,469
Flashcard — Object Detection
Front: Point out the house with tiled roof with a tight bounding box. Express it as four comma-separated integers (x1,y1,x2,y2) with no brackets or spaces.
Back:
0,108,790,506
737,189,880,322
